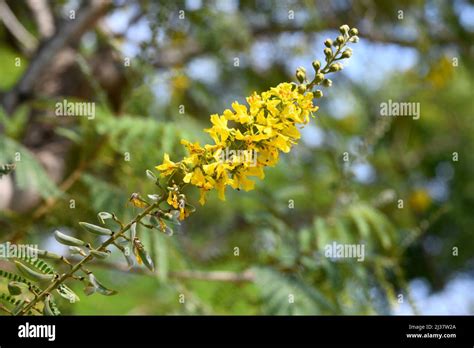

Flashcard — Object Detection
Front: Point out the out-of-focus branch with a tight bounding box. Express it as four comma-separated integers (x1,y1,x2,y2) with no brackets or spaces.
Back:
151,40,202,68
31,136,107,221
0,0,38,54
92,260,256,283
1,0,112,115
172,269,255,282
26,0,55,38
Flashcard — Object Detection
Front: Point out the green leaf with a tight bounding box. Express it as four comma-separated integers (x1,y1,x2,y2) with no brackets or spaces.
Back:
43,294,57,316
0,269,41,290
90,249,111,259
314,217,331,249
298,227,313,253
134,238,155,272
348,206,370,240
97,211,113,224
87,273,117,296
357,204,395,250
24,247,62,261
81,174,129,218
7,281,24,295
253,267,336,315
14,261,55,282
79,222,113,236
146,169,157,182
16,254,55,274
55,127,81,144
57,285,80,304
54,230,86,247
0,270,60,314
0,293,23,308
0,137,61,198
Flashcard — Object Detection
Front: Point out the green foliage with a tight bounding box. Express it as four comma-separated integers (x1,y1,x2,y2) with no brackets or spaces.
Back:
0,46,26,89
254,267,336,315
0,136,61,199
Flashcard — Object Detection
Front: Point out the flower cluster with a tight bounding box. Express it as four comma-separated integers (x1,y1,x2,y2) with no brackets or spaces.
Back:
157,84,318,205
156,25,359,219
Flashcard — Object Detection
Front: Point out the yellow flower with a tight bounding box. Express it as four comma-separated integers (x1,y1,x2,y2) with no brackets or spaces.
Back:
231,170,256,191
152,27,357,220
232,102,253,124
167,191,179,209
205,114,231,144
156,153,179,177
199,188,208,205
270,133,292,153
181,139,205,155
215,173,230,201
158,81,319,204
129,193,149,208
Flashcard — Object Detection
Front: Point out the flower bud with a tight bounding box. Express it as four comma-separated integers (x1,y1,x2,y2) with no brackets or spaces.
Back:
324,48,332,57
349,28,358,36
314,73,325,83
341,48,352,59
339,25,350,35
349,36,359,43
322,78,332,87
312,60,321,71
296,67,306,83
336,35,344,45
329,63,343,72
298,85,307,93
314,90,323,98
324,39,333,48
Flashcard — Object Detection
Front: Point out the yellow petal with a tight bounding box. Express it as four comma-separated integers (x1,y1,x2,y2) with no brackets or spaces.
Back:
183,172,193,183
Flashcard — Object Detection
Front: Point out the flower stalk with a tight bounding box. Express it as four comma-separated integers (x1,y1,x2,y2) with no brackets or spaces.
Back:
155,25,359,218
17,201,161,315
0,24,359,316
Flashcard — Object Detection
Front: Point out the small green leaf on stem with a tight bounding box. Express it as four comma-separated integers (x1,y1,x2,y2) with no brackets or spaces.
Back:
79,222,113,236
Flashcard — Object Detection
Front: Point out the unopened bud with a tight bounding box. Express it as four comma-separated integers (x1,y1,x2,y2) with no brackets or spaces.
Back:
329,63,343,72
349,28,358,36
298,85,307,93
324,48,332,57
314,73,325,83
324,39,333,48
341,48,352,58
296,67,306,83
314,90,323,98
339,25,350,35
349,36,359,43
322,79,332,87
312,60,321,71
336,35,344,45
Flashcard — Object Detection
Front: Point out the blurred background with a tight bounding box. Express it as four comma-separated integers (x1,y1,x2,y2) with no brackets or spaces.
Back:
0,0,473,314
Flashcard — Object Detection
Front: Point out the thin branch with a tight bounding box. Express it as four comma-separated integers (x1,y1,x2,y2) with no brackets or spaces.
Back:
91,260,256,283
172,269,255,282
26,0,55,38
31,136,107,221
17,201,160,315
0,0,38,54
1,0,112,114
